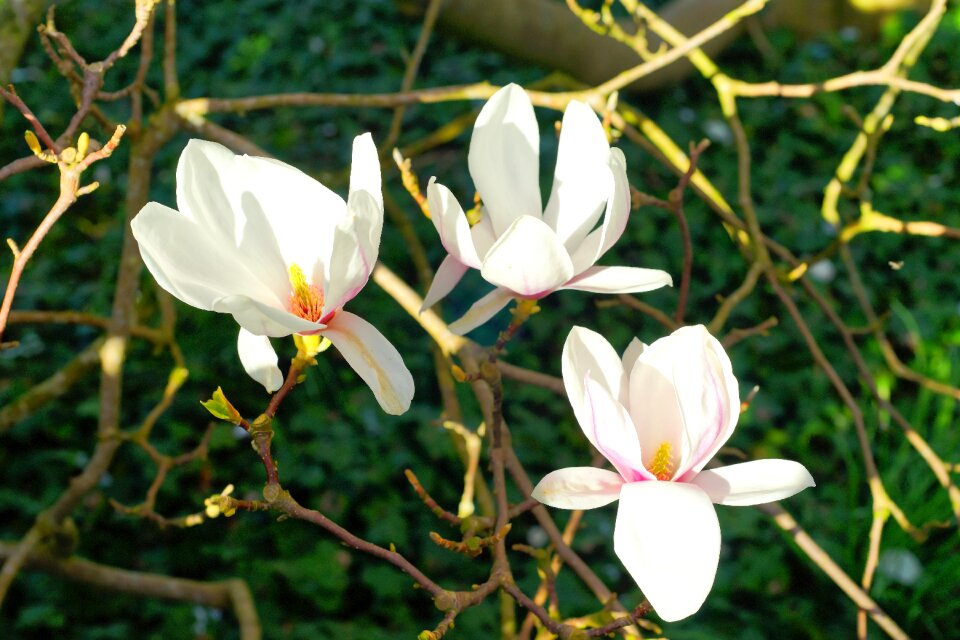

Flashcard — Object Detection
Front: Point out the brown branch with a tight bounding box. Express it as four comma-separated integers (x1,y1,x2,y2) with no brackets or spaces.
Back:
264,487,445,598
0,541,261,640
0,125,127,342
0,85,58,151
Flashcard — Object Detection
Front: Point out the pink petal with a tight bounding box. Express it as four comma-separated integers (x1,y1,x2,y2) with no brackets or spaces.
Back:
562,326,629,421
531,467,624,509
631,326,739,480
691,460,815,506
614,481,720,622
581,375,649,483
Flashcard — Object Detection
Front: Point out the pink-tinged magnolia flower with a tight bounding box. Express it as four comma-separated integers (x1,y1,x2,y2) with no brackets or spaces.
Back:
131,135,414,415
532,325,814,621
421,84,672,334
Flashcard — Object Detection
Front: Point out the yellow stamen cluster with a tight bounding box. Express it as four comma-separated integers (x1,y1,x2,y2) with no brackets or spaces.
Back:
649,441,674,481
287,264,324,322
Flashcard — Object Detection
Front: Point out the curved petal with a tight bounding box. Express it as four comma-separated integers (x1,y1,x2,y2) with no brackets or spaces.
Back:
569,148,631,273
323,203,378,312
621,337,645,379
628,357,686,480
213,294,322,337
532,467,624,509
421,255,469,312
615,482,721,622
237,328,283,393
348,132,383,213
543,100,612,249
560,266,673,294
640,326,739,479
448,287,514,335
470,213,497,260
322,311,414,415
468,84,542,234
581,374,649,482
427,179,481,268
132,202,283,311
562,326,628,420
691,460,815,506
347,187,383,261
178,139,345,290
480,216,574,296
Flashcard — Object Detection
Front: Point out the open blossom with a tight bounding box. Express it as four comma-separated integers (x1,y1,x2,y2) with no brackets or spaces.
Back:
532,325,814,621
421,83,672,334
131,135,414,415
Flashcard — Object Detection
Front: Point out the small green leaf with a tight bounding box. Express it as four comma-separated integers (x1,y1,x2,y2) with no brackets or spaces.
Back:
201,386,242,424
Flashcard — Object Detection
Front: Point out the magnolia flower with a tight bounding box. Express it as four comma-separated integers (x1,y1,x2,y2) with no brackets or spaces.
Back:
421,84,672,334
532,325,814,621
131,135,414,415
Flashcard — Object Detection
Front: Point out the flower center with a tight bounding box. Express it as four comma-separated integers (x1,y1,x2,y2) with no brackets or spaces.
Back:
648,441,674,481
287,264,324,323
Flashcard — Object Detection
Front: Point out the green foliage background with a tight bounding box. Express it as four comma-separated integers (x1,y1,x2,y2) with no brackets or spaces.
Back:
1,1,958,638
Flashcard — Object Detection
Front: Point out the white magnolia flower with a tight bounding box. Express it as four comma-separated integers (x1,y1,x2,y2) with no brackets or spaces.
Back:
131,135,414,415
421,83,672,334
532,325,814,621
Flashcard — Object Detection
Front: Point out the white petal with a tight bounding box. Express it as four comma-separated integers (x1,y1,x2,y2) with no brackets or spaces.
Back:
324,209,377,313
640,326,739,479
237,328,283,393
569,148,631,273
447,287,514,335
560,266,673,294
479,216,574,296
543,100,611,249
470,213,497,260
348,132,383,212
621,338,645,378
213,294,322,337
615,481,720,622
562,326,628,420
691,460,815,506
421,255,469,312
427,179,481,268
178,139,345,290
468,84,542,235
342,184,383,293
132,202,283,311
581,374,649,483
532,467,624,509
628,355,687,479
238,153,345,276
322,311,414,415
